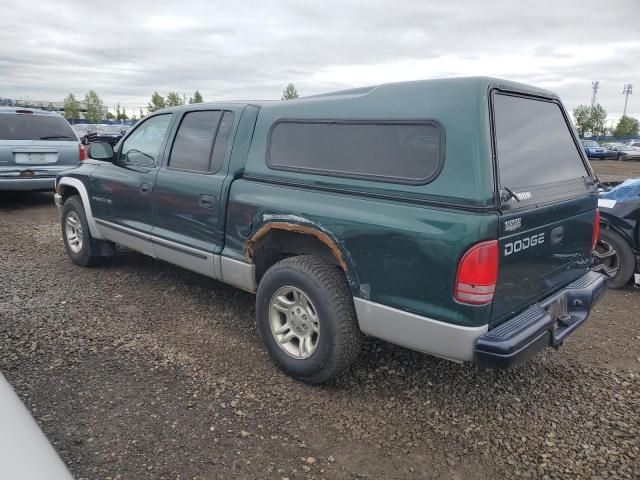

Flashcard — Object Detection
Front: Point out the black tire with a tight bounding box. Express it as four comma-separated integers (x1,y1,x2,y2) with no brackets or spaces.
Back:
256,255,362,384
61,195,109,267
593,228,635,289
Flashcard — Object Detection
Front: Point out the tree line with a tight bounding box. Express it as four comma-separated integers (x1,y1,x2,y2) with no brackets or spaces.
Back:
573,103,639,138
62,83,301,123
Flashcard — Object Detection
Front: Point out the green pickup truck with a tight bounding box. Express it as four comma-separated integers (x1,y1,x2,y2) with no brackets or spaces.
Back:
55,77,607,383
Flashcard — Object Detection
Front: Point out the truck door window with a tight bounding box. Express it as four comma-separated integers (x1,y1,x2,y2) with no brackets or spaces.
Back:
120,114,172,167
209,112,235,172
169,110,222,172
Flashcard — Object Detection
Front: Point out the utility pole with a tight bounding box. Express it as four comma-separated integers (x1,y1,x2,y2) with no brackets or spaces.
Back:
591,81,599,106
622,84,633,117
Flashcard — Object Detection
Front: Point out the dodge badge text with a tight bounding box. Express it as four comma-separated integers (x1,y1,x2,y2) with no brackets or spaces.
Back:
504,232,545,256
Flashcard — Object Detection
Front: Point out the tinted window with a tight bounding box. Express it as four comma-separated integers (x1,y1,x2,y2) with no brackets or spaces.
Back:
169,111,222,172
210,112,235,172
0,114,76,141
268,121,443,184
121,114,172,167
493,94,588,189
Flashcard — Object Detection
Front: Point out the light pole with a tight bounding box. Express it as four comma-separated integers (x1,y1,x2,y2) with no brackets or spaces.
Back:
623,84,633,117
591,81,599,106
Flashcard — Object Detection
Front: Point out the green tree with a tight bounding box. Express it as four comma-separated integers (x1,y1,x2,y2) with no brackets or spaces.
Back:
62,93,80,121
590,104,608,137
106,112,116,120
147,92,166,112
573,103,608,137
165,91,184,107
115,103,128,121
139,108,145,119
613,115,640,138
84,90,104,124
189,90,204,103
281,83,299,100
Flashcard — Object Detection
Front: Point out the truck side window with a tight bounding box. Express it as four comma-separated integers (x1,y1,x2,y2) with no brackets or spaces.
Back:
210,112,235,172
120,114,172,167
169,110,222,172
267,120,443,184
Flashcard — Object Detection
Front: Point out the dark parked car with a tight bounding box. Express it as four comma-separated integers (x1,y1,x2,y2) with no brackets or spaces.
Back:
92,124,126,146
581,139,608,159
54,77,605,383
0,107,85,191
594,180,640,288
71,123,99,145
605,143,640,161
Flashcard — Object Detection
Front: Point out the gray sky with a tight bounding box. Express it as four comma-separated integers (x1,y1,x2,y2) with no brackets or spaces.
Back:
1,0,638,121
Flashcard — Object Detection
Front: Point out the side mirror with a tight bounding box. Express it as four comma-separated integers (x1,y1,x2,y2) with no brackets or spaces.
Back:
87,141,114,161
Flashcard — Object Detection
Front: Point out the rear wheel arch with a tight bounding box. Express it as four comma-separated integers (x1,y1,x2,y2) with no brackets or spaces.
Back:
246,222,359,290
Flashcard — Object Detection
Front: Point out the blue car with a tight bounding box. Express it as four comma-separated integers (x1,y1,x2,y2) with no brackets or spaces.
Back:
0,107,85,191
581,139,608,160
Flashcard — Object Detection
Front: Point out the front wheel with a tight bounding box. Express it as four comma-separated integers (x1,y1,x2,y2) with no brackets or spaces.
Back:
592,228,635,289
61,195,112,267
256,256,362,384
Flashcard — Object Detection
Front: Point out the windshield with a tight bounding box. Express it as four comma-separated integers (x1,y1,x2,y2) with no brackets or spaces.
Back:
493,93,588,190
582,140,599,147
0,113,77,141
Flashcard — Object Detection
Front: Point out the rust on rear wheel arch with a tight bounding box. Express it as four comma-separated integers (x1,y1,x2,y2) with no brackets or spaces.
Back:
244,222,348,271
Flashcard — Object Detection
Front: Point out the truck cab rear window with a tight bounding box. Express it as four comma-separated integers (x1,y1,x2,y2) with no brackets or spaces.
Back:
493,94,588,189
267,120,443,184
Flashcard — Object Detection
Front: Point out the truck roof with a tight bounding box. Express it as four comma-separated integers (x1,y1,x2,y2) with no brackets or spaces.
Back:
160,77,558,115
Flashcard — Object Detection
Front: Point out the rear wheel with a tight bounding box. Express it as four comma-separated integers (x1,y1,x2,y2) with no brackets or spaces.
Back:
256,256,362,384
592,228,635,289
61,195,112,267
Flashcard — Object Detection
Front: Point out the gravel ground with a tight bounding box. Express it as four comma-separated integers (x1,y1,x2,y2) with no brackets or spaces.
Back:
1,192,639,480
590,159,640,184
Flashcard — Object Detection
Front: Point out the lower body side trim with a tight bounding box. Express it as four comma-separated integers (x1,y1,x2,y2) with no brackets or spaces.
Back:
353,298,487,362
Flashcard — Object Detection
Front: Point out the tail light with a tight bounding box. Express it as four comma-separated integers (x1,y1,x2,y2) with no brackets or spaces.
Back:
78,143,87,161
591,208,600,251
455,240,499,305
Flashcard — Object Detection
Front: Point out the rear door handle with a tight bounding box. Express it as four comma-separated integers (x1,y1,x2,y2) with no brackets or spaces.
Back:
139,183,153,195
199,194,217,209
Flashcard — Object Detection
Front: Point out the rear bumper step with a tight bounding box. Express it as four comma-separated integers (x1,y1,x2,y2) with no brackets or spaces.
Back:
474,271,607,369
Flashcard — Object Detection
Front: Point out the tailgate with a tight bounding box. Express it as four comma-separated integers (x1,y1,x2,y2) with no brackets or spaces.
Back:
492,196,596,323
0,140,79,170
0,112,79,168
490,91,597,324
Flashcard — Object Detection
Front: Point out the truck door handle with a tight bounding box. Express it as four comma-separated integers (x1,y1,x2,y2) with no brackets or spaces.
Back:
199,194,217,209
139,183,153,195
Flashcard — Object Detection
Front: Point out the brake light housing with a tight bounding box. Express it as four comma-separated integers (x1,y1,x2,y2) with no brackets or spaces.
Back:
591,208,600,251
78,143,87,161
454,240,499,305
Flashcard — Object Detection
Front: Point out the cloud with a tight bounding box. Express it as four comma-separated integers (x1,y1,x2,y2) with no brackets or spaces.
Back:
0,0,638,119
